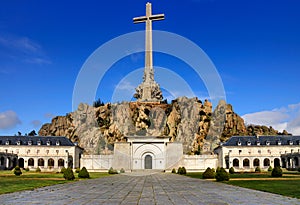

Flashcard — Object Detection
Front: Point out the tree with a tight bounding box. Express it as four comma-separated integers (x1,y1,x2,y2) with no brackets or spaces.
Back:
93,98,104,108
78,167,90,178
17,131,22,136
28,130,37,136
271,166,282,177
14,166,22,176
203,167,215,179
229,167,235,174
215,167,230,181
63,167,75,180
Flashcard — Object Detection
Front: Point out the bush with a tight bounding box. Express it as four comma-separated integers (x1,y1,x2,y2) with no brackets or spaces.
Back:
120,168,125,173
229,167,235,174
177,167,187,175
36,167,41,172
75,167,80,173
60,167,67,174
63,167,75,180
24,167,30,172
108,167,118,174
215,167,230,182
13,166,22,176
171,168,176,173
272,166,282,177
268,166,273,172
298,167,300,172
255,167,261,173
203,167,215,179
78,167,90,178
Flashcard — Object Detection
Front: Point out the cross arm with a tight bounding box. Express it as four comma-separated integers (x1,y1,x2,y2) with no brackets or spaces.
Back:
149,14,165,21
133,16,147,24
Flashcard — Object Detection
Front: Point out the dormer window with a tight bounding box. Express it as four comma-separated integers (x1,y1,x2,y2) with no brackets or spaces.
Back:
247,141,251,146
237,141,242,146
256,141,260,146
277,140,281,145
266,141,270,146
56,140,60,146
289,140,293,145
28,140,32,145
37,140,42,146
46,140,51,146
5,140,10,145
17,140,21,145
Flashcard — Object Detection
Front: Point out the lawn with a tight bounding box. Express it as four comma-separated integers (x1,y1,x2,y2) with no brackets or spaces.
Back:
0,170,109,195
186,171,300,199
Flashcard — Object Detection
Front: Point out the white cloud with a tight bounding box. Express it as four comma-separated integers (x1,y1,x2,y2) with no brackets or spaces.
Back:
115,80,136,91
0,34,51,65
31,120,42,128
242,102,300,135
44,113,55,119
0,110,21,130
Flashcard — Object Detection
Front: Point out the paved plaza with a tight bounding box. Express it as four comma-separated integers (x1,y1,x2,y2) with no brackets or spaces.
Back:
0,172,299,205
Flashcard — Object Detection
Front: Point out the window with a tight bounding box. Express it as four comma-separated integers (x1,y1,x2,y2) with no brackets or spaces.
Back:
289,140,293,145
38,158,44,166
237,141,242,146
56,140,60,146
253,158,260,167
58,158,64,167
263,158,270,167
233,158,239,167
48,158,54,167
46,140,51,146
256,141,260,146
37,140,41,146
28,140,32,145
243,158,250,167
239,150,242,155
247,141,251,146
277,140,281,145
5,140,10,145
266,141,270,146
17,140,21,145
28,158,34,166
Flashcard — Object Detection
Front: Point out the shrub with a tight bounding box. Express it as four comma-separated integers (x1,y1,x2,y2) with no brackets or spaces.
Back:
63,167,75,180
203,167,215,179
14,166,22,176
255,167,261,173
120,168,125,173
171,168,176,173
229,167,235,174
78,167,90,178
108,167,118,174
177,167,187,175
298,167,300,172
36,167,41,172
60,167,67,174
271,166,282,177
75,167,80,173
215,167,230,182
24,167,30,172
268,166,273,172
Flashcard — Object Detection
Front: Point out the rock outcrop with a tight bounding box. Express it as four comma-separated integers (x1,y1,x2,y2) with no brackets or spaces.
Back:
39,98,289,154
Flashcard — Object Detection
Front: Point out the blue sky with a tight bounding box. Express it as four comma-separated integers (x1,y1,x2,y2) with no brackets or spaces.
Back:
0,0,300,135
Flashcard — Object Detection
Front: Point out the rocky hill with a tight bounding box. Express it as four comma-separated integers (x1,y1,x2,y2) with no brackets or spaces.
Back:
39,97,288,154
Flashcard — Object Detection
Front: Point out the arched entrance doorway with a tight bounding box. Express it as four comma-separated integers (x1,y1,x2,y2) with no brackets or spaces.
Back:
274,158,280,167
144,155,152,169
18,158,24,168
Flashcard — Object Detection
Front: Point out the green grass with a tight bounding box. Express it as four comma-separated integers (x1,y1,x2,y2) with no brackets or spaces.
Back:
226,180,300,199
0,170,110,195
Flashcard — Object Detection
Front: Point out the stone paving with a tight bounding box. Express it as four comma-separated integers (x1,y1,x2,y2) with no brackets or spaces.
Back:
0,172,299,205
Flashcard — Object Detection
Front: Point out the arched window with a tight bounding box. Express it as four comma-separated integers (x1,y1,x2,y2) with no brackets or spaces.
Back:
263,158,270,167
233,158,239,167
274,158,281,167
38,158,44,166
28,158,34,166
243,158,250,167
48,158,54,167
0,157,4,166
58,158,64,167
18,158,24,168
253,158,260,167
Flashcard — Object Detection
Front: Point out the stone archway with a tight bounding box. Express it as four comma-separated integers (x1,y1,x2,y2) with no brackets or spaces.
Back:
18,158,24,168
274,158,280,167
144,154,152,169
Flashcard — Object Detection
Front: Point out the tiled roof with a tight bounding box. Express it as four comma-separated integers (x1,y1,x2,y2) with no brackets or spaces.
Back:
0,136,75,146
223,135,300,146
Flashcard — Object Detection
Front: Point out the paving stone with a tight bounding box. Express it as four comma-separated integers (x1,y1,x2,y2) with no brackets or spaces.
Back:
0,173,299,205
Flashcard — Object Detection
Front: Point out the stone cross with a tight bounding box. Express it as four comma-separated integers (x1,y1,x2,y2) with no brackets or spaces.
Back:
133,2,164,102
